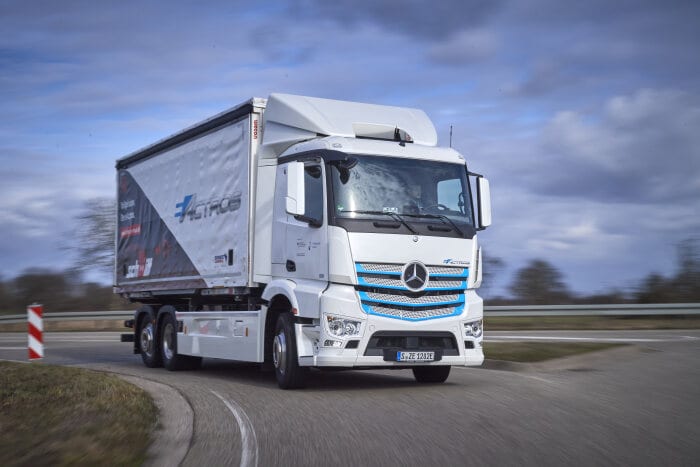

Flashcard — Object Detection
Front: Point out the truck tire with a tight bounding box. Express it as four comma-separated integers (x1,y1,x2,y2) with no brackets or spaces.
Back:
272,313,307,389
412,366,451,383
160,313,202,371
138,315,162,368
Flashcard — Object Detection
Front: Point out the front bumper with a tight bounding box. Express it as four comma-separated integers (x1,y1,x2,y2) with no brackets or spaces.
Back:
298,285,484,367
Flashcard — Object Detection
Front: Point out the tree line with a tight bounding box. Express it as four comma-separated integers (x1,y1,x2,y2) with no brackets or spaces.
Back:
0,269,131,315
1,198,698,314
485,238,700,305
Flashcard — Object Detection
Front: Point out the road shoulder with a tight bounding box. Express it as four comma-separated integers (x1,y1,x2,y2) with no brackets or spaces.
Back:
117,375,194,467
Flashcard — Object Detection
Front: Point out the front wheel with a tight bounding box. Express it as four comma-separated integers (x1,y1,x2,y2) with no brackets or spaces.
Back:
412,366,451,383
160,313,202,371
272,313,307,389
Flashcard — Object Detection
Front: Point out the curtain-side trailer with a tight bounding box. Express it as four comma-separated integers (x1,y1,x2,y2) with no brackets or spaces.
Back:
117,94,492,389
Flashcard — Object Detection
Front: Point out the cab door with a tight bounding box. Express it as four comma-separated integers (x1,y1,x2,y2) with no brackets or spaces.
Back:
271,160,328,283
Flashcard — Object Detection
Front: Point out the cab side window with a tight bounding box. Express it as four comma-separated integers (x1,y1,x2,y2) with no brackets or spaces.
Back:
302,165,323,227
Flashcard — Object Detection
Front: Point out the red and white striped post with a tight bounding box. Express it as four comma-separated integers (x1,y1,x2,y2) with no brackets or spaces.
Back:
27,303,43,360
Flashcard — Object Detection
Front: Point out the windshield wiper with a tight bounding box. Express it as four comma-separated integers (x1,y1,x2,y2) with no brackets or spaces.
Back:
341,210,417,234
401,213,465,237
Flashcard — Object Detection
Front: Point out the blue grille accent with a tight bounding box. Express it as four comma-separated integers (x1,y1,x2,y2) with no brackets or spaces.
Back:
358,291,464,308
361,303,465,322
355,262,468,321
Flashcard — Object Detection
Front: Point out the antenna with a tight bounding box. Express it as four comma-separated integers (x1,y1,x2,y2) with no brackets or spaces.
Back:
449,125,453,148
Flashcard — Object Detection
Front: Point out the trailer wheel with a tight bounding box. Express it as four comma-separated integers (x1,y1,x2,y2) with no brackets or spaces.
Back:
272,313,307,389
138,316,162,368
412,366,451,383
160,313,201,371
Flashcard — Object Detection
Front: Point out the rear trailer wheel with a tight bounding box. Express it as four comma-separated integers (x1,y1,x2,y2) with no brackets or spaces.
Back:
160,314,201,371
412,366,451,383
273,313,307,389
138,316,162,368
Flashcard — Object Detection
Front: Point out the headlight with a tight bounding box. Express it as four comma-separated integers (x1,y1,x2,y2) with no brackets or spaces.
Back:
325,314,362,338
464,319,483,338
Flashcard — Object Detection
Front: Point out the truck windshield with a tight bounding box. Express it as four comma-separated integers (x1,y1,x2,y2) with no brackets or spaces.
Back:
330,155,474,234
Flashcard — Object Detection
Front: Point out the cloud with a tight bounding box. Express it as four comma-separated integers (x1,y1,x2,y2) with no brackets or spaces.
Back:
502,61,579,97
533,89,700,203
0,0,697,298
458,87,700,295
428,29,499,65
290,0,505,40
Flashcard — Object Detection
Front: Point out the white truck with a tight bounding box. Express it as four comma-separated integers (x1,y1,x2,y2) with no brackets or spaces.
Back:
117,94,492,389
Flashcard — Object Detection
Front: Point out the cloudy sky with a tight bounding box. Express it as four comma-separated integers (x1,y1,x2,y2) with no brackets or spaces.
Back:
1,0,698,297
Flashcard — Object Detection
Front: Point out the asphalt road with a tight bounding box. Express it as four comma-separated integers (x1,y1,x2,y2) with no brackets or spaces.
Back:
2,330,699,466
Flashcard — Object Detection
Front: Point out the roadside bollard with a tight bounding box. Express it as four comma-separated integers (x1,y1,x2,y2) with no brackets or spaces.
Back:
28,303,43,360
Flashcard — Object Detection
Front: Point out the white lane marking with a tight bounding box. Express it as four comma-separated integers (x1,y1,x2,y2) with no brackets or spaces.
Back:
0,347,27,350
0,338,120,342
0,339,122,343
487,336,665,343
211,390,258,467
45,339,121,342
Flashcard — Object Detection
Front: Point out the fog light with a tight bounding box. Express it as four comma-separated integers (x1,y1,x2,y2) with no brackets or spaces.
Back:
464,319,483,338
324,339,343,348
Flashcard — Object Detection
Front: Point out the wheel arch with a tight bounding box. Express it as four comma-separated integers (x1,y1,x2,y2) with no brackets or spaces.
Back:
263,293,294,364
156,305,178,333
135,305,157,354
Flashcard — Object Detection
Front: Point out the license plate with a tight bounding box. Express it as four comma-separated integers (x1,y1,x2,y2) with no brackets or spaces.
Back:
396,351,435,362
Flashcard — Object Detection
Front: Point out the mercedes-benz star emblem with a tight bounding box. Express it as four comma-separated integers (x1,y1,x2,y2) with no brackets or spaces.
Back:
402,261,429,292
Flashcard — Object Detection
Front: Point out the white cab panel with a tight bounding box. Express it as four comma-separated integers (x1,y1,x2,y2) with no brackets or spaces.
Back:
348,232,473,269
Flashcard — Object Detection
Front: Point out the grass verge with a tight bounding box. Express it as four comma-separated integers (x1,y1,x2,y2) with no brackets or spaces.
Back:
0,362,157,467
483,341,625,362
485,315,700,330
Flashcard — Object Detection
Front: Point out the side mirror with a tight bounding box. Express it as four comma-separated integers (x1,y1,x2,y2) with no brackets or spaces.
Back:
477,177,492,229
285,161,305,216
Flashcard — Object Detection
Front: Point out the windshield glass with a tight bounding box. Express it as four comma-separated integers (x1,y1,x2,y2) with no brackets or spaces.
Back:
330,155,474,227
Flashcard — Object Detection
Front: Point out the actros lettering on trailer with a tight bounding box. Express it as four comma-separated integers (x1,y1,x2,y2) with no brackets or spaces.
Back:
174,192,242,222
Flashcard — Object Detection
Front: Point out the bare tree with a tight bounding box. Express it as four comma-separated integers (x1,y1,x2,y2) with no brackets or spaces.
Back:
71,197,115,276
636,238,700,303
479,254,505,298
509,259,571,305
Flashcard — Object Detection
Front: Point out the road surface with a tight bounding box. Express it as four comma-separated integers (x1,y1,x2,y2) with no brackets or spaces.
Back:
1,330,699,466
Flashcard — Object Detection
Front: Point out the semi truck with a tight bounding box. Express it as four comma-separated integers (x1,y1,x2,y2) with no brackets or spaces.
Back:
116,93,492,389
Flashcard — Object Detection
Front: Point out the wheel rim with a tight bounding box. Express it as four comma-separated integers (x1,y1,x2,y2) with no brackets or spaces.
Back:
273,331,287,375
140,322,154,358
162,322,174,361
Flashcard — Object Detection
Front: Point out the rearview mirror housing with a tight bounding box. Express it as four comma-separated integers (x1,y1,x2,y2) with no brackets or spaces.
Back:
477,177,492,230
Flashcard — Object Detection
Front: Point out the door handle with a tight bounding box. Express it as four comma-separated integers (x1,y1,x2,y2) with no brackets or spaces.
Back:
286,260,296,272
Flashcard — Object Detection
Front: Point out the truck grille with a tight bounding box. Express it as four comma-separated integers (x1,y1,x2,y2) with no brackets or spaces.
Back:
355,262,468,321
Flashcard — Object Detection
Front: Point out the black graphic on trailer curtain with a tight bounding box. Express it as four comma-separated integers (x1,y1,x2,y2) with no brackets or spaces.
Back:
117,170,198,284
